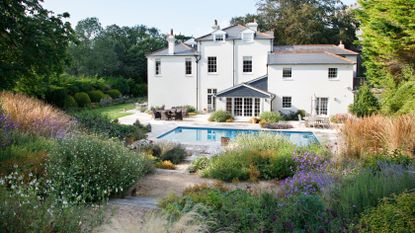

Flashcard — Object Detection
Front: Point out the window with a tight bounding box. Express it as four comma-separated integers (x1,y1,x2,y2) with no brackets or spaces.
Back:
155,59,161,75
282,96,292,108
208,57,217,73
215,34,224,41
185,58,192,75
283,68,292,78
242,32,254,42
233,98,243,116
207,89,217,112
254,98,260,116
328,68,338,78
226,98,232,113
315,97,329,115
243,56,252,73
244,98,253,116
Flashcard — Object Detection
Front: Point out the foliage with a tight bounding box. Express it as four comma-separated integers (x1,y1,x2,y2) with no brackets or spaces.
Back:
362,153,413,171
71,111,147,142
188,156,210,173
87,90,105,102
280,109,306,121
328,164,415,223
0,92,73,138
356,0,415,86
0,0,75,90
99,94,113,107
46,133,150,204
0,173,103,233
74,92,92,107
259,111,281,125
208,110,233,122
155,160,176,170
156,143,188,164
358,192,415,233
261,122,293,129
45,86,68,108
349,84,380,117
341,115,415,159
0,109,15,148
330,113,351,124
64,95,78,109
382,67,415,114
106,89,122,99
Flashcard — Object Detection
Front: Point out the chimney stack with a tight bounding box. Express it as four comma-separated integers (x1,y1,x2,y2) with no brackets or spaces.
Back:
338,40,345,49
167,28,175,55
212,19,220,31
246,19,258,32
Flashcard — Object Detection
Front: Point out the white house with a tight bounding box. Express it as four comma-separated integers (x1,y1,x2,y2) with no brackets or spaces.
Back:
147,20,358,119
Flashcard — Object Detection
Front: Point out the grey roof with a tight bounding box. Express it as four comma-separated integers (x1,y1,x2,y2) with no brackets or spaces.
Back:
216,82,274,98
147,42,197,57
268,52,355,65
246,75,268,91
196,25,274,41
274,45,358,55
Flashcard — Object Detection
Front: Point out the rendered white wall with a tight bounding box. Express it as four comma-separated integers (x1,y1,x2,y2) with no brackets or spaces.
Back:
147,56,197,108
268,64,354,116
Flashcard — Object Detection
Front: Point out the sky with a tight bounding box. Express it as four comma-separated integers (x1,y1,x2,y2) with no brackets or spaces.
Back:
42,0,357,37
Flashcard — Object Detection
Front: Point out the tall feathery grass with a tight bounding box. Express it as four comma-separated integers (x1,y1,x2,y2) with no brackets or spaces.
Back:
341,115,415,159
0,92,73,138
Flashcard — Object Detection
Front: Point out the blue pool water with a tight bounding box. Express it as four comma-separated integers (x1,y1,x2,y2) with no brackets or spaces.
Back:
157,126,318,146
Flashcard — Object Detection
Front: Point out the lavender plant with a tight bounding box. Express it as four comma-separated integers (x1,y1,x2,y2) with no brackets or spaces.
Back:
0,110,15,148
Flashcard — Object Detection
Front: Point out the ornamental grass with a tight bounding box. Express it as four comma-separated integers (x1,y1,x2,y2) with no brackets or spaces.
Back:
0,92,73,138
341,114,415,159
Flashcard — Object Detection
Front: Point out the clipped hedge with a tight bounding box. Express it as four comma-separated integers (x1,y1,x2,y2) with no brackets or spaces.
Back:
87,90,105,103
63,96,78,109
106,89,122,99
74,92,91,107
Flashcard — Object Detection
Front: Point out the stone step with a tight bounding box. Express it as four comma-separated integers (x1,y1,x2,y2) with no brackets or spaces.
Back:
109,196,159,209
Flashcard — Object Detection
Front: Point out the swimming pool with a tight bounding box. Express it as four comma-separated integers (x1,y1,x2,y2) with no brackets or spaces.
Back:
157,126,319,146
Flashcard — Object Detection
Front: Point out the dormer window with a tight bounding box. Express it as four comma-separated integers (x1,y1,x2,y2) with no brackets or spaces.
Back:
213,30,226,42
242,32,254,42
215,34,224,41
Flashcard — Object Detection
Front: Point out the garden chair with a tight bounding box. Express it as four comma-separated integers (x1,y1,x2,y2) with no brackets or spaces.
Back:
152,110,161,120
174,110,183,121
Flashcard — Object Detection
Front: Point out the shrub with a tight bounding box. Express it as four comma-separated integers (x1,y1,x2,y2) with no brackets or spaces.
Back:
262,122,294,129
131,83,147,97
156,160,176,170
45,86,67,108
74,92,91,107
158,143,188,164
341,115,415,159
362,152,413,170
99,94,112,106
87,90,105,102
106,89,122,99
63,95,78,109
358,192,415,233
202,151,250,181
280,109,305,121
259,111,281,126
188,156,210,173
106,77,130,95
208,110,233,122
328,164,415,223
0,92,73,138
46,133,150,203
349,84,380,117
72,111,147,142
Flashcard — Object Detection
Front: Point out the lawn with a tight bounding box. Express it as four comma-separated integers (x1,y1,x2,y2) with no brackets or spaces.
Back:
89,99,143,120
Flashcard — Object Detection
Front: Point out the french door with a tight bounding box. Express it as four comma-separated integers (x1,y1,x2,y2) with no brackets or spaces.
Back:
315,97,329,115
227,97,261,117
207,89,217,112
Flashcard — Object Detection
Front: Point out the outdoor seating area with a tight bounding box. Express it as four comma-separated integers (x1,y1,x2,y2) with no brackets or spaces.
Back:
152,108,185,121
303,115,331,129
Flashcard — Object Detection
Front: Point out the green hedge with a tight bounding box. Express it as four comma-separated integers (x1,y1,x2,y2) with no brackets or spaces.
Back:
208,110,233,122
106,89,122,99
87,90,105,102
74,92,91,107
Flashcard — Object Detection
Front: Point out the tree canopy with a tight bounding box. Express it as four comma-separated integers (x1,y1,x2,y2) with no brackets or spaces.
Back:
231,0,358,48
0,0,75,90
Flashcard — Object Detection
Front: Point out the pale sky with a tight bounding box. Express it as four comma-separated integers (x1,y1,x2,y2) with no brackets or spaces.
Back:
42,0,357,37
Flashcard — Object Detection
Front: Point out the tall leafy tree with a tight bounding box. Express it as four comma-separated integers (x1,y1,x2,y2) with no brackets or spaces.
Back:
356,0,415,86
0,0,74,90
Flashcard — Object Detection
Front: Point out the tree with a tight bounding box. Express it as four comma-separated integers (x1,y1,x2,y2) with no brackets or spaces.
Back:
236,0,358,47
349,84,380,117
0,0,75,90
356,0,415,86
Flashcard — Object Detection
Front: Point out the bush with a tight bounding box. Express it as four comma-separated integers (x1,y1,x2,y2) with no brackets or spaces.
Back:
74,92,91,108
71,111,147,142
63,95,78,109
202,151,250,181
208,110,233,122
45,86,67,108
341,115,415,159
87,90,105,102
99,94,113,106
157,143,188,164
280,109,306,121
46,133,150,203
358,192,415,233
349,84,380,117
259,111,281,126
106,77,130,95
156,160,176,170
188,156,210,173
262,122,294,129
131,83,147,97
0,92,73,138
106,89,122,99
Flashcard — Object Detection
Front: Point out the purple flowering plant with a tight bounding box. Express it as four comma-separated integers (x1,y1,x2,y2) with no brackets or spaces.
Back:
0,110,16,148
280,152,334,197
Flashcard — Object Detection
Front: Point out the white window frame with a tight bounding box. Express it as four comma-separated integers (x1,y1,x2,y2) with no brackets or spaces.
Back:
228,97,262,117
185,58,192,76
282,67,292,79
242,56,253,73
155,59,161,76
315,97,329,115
207,56,217,73
282,96,292,109
207,89,217,112
328,68,338,79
